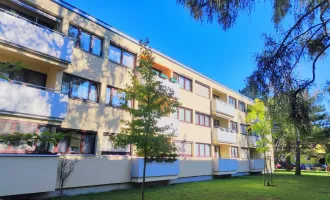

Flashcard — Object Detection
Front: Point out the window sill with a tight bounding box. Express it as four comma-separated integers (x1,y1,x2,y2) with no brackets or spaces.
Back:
74,47,103,58
58,154,95,157
68,97,99,104
195,124,211,128
179,120,193,125
109,60,134,70
194,93,210,99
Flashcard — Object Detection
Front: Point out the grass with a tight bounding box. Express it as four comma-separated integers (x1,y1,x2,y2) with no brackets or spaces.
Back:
58,171,330,200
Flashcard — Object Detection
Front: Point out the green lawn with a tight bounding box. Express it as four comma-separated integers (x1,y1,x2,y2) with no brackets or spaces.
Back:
58,172,330,200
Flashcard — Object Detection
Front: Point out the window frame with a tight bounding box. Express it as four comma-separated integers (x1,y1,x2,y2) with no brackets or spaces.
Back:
105,86,133,108
231,146,239,158
109,42,136,68
178,106,193,123
230,121,238,133
55,129,97,155
238,101,246,112
101,132,131,156
61,73,100,103
174,141,193,157
195,143,211,157
69,25,103,57
173,72,192,91
195,112,211,127
228,96,237,108
240,124,247,135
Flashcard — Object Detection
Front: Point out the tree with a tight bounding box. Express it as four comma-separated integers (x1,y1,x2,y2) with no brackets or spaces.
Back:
246,99,273,186
57,155,79,197
0,61,21,80
110,39,180,200
178,0,330,176
326,153,330,175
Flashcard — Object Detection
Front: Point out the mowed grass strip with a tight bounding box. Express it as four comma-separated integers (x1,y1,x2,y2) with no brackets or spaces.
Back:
57,172,330,200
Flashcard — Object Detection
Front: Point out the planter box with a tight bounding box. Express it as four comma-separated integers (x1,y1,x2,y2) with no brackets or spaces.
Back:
131,158,180,182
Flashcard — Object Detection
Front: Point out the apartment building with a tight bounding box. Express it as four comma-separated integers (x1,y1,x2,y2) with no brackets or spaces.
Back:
0,0,273,198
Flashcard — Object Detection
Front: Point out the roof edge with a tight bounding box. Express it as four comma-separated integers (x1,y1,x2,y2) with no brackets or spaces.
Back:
51,0,254,102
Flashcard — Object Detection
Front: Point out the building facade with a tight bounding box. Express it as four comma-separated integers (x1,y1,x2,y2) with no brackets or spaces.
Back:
0,0,274,198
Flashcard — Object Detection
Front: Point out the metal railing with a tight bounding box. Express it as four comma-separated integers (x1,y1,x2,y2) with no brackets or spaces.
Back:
0,78,60,93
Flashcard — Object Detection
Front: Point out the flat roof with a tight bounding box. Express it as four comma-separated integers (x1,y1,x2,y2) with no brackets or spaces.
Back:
51,0,253,102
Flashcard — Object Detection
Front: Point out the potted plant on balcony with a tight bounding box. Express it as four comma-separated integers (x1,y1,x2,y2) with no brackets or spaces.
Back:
159,73,168,79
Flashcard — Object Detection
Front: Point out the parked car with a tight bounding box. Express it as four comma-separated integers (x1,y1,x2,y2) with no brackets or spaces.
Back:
275,163,282,169
312,163,326,171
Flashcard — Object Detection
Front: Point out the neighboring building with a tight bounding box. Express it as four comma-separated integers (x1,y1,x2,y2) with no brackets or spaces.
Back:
0,0,274,198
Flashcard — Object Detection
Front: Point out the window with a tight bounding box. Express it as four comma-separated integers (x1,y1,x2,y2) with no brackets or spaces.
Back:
1,67,47,88
213,119,220,127
175,141,192,157
173,73,192,91
231,147,238,158
61,73,99,103
214,146,221,158
238,101,246,112
106,86,133,108
195,112,210,127
68,25,103,56
240,124,247,134
101,133,130,155
213,94,220,100
230,121,238,133
178,107,192,123
56,129,96,154
109,43,136,68
229,96,237,108
195,81,210,98
195,143,210,157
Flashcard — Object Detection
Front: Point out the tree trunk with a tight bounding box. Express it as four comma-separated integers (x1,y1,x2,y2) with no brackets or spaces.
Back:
295,133,301,175
141,155,147,200
285,142,291,171
263,151,266,186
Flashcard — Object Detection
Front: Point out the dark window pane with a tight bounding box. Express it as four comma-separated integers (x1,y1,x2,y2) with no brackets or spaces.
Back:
80,31,91,52
106,87,111,105
68,26,79,46
61,74,71,95
89,84,98,102
185,79,191,91
122,51,134,68
109,45,121,63
58,136,69,153
92,37,102,56
82,135,95,154
179,76,185,89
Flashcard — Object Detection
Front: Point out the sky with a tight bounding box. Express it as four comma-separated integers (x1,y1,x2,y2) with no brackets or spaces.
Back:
64,0,329,105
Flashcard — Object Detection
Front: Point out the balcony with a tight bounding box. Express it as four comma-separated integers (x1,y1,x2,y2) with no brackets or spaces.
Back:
131,158,180,182
0,9,74,63
248,135,260,148
249,159,265,172
0,80,68,121
157,76,180,99
211,99,235,118
0,155,58,196
212,127,237,145
156,116,179,136
213,158,238,175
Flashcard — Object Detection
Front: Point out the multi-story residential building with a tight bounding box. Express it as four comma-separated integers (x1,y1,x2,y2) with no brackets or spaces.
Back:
0,0,274,198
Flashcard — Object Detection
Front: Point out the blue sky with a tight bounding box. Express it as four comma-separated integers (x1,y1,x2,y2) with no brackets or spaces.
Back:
65,0,329,103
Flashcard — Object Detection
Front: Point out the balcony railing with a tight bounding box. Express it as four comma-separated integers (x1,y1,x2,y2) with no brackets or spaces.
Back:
248,135,260,147
157,77,180,99
213,158,238,174
0,80,68,120
211,99,235,117
131,158,180,182
156,116,179,136
249,159,265,171
212,127,237,144
0,9,74,63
